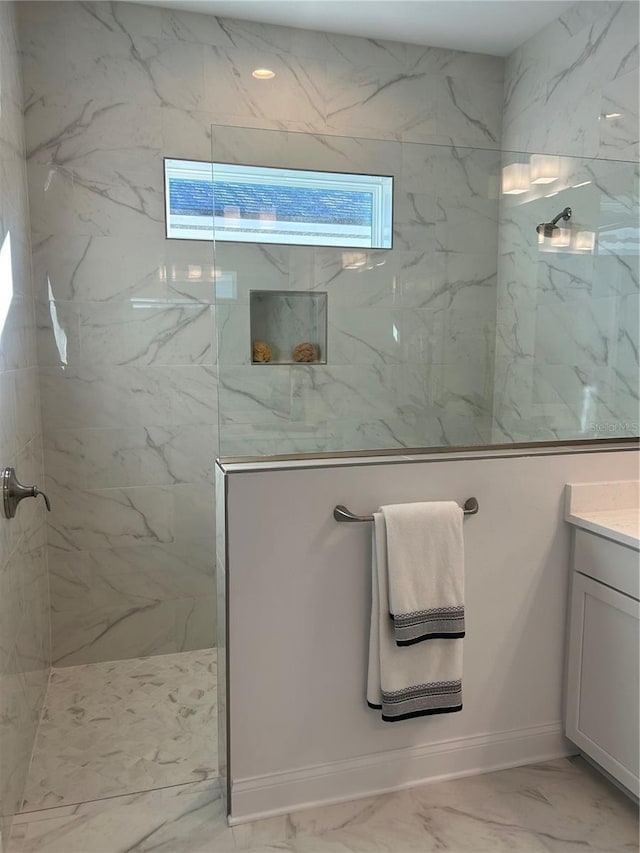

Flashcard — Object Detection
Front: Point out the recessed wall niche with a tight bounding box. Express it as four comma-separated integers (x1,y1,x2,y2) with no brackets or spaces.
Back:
250,291,327,365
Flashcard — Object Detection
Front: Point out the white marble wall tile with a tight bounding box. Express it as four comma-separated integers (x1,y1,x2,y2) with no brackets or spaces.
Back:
175,596,217,652
49,543,213,609
436,75,503,148
434,195,499,255
66,159,164,239
40,364,217,433
617,291,639,374
534,297,619,368
50,598,178,667
44,425,216,490
557,1,619,38
502,1,639,158
203,46,325,127
327,301,495,368
25,101,162,170
218,366,292,425
600,70,640,160
216,305,251,364
77,302,214,367
0,294,36,373
46,483,174,552
39,365,171,431
164,365,218,426
27,161,164,240
16,17,68,109
324,58,439,140
32,234,215,305
61,31,204,110
213,243,290,305
400,144,502,199
289,365,399,421
48,541,215,664
172,482,216,545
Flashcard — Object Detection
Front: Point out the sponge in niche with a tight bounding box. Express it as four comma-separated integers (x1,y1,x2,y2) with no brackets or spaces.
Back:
293,342,319,362
253,341,272,363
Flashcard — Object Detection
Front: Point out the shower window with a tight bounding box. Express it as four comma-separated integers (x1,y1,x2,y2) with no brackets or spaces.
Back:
164,158,393,248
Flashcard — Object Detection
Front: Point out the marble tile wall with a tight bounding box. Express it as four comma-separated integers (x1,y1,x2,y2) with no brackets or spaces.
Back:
493,1,639,442
0,1,50,841
214,130,501,455
18,0,505,664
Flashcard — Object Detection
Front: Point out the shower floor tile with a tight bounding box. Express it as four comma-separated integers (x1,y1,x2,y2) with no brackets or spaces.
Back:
20,649,218,813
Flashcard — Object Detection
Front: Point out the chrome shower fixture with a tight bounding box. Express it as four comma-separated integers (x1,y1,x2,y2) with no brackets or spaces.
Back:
536,206,571,238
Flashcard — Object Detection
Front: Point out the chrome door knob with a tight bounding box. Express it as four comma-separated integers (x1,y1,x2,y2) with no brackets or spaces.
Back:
1,467,51,519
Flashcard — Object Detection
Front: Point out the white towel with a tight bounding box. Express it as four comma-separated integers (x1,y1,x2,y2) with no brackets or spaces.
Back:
367,513,463,721
382,501,465,645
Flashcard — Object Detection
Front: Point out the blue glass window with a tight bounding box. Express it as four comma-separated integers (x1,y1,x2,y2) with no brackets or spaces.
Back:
164,159,393,249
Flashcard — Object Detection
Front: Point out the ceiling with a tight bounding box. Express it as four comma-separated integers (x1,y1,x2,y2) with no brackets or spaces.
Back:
135,0,575,56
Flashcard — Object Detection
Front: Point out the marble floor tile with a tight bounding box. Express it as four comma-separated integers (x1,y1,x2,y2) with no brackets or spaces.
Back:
10,757,637,853
9,780,235,853
231,758,638,853
21,649,218,812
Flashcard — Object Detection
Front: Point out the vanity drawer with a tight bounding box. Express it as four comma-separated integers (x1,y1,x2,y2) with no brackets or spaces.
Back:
574,529,639,600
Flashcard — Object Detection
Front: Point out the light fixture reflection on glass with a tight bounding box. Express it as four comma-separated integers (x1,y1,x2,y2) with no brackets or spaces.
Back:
604,112,622,119
0,231,14,338
580,385,596,432
252,68,275,80
572,181,591,188
530,154,560,185
544,191,559,198
187,265,202,280
551,227,571,248
342,252,367,270
259,207,277,222
502,162,530,195
574,230,596,253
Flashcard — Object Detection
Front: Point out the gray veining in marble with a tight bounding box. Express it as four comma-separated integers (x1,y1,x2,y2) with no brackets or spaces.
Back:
21,649,218,813
8,757,639,853
16,0,640,665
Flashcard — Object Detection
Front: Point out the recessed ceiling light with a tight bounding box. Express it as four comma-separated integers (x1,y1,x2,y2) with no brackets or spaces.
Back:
252,68,275,80
604,112,622,119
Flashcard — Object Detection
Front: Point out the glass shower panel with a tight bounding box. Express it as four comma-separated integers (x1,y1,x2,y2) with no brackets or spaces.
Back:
211,125,638,457
493,154,639,443
211,126,502,456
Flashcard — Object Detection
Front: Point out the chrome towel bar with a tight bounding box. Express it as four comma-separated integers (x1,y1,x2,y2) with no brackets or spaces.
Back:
334,497,479,523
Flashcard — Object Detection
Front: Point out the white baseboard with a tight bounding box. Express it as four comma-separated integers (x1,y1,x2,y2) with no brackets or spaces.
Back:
229,722,573,824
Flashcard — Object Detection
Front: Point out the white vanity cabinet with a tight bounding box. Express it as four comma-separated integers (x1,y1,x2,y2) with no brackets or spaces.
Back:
565,528,639,797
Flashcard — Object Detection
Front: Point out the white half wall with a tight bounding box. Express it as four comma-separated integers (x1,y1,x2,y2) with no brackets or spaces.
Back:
222,446,639,822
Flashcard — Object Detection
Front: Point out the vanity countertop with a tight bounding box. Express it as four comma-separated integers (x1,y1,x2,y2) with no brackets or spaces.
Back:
565,481,640,550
